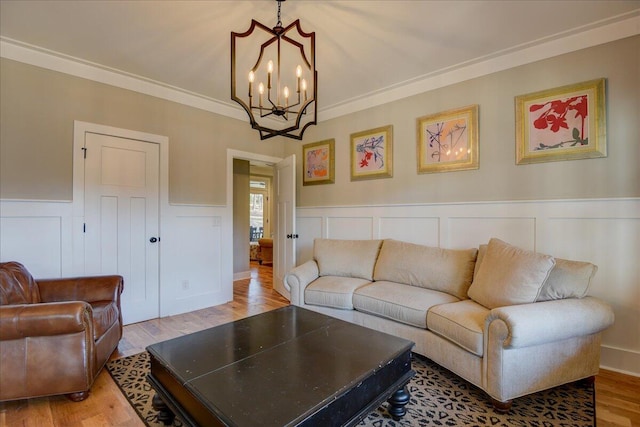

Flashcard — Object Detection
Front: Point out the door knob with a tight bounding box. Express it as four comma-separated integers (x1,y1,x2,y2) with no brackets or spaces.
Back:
149,237,159,243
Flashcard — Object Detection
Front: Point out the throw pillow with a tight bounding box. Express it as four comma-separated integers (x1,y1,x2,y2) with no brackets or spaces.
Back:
467,238,555,309
536,258,597,301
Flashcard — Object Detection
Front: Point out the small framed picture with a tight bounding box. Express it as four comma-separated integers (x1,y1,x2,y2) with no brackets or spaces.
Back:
302,139,335,185
350,125,393,181
515,78,607,164
416,105,478,174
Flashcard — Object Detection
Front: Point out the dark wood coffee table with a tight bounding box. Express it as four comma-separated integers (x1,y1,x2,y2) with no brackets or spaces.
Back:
146,305,415,426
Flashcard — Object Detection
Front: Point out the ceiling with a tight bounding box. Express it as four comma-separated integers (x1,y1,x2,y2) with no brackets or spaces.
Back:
1,1,639,120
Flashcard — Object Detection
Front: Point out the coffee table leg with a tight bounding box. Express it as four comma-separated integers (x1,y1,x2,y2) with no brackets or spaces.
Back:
387,386,411,420
152,393,176,426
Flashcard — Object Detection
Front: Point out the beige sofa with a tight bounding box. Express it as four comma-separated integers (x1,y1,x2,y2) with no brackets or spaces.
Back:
284,238,614,410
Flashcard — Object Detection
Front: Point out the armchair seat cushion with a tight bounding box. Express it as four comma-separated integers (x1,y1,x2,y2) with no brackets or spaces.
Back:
353,281,459,328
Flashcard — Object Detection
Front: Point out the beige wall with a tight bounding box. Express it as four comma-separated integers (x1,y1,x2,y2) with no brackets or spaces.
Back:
289,36,640,207
2,36,638,207
0,58,286,204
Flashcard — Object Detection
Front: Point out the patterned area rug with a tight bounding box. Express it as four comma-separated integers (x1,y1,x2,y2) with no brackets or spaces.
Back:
107,352,594,426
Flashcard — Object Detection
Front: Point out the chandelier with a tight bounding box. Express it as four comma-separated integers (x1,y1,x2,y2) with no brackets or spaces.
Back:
231,0,317,140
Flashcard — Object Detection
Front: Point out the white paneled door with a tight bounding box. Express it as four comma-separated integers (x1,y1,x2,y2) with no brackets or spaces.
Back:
83,132,160,324
273,155,295,299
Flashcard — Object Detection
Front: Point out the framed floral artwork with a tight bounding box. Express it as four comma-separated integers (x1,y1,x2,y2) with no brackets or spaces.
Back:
302,139,335,185
416,105,478,174
350,125,393,181
515,78,607,165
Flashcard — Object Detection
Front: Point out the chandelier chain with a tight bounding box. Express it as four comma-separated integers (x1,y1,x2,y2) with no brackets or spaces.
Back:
276,1,282,27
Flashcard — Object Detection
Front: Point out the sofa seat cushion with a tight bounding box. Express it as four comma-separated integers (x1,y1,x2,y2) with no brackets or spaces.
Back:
314,239,383,280
353,281,460,329
305,276,372,310
427,300,489,357
373,240,478,299
90,301,120,341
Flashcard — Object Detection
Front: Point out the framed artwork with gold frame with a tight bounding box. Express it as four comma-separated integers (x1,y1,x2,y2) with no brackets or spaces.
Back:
302,139,335,186
416,105,478,174
515,78,607,165
350,125,393,181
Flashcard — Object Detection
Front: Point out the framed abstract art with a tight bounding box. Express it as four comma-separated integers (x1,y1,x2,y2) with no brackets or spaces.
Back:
416,105,478,174
515,78,607,164
302,139,335,185
350,125,393,181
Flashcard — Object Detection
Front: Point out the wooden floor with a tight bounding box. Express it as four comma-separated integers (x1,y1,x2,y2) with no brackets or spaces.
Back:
1,261,638,426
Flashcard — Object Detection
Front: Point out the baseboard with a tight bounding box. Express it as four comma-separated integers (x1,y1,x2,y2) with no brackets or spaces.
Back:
233,270,251,281
600,345,640,377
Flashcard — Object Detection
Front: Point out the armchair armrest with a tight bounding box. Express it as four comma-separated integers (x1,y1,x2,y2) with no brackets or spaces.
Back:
0,301,92,340
485,296,614,349
284,260,319,306
37,275,123,304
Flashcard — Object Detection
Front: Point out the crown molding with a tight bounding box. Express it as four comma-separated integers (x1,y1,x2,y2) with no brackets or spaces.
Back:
0,37,247,121
318,13,640,121
1,12,638,122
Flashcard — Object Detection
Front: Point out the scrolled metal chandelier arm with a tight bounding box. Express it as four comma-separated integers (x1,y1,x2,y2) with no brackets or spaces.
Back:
231,0,317,140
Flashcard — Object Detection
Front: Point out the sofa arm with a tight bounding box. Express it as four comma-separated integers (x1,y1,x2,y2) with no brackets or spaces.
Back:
485,296,614,349
37,275,123,304
284,260,319,306
0,301,92,340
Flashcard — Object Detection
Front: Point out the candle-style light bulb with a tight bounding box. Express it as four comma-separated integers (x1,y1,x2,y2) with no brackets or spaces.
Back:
284,86,289,107
296,65,302,93
301,79,307,101
248,71,254,98
258,82,264,107
267,60,273,90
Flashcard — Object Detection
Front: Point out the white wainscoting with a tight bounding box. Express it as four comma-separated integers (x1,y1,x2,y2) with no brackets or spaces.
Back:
0,199,233,321
0,200,73,278
295,198,640,376
159,204,232,318
2,197,638,375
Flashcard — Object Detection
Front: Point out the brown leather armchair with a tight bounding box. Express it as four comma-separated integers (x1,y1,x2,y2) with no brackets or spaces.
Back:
0,261,123,402
258,238,273,265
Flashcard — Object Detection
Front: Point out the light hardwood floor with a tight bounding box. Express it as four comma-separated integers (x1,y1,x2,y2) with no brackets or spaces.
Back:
1,262,638,426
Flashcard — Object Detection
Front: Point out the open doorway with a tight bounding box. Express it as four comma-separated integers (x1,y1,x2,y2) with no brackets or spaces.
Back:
232,158,274,288
249,171,273,268
228,149,295,300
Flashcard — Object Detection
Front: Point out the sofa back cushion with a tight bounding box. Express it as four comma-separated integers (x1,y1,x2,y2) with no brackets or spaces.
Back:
0,262,41,305
314,239,383,280
536,258,597,301
467,238,555,308
473,244,487,279
373,239,478,299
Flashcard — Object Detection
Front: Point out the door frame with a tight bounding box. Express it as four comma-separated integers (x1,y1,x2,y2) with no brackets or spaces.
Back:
71,120,169,277
226,149,283,280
